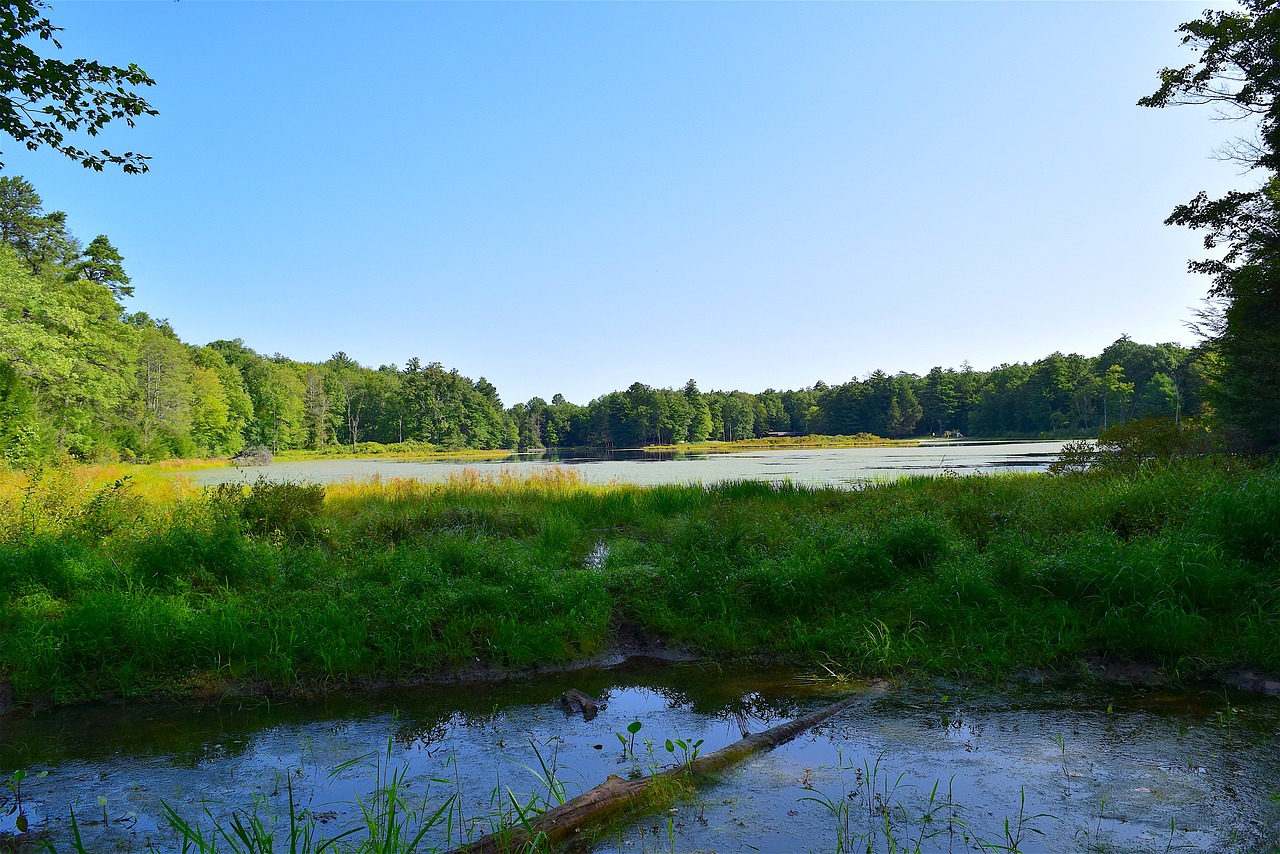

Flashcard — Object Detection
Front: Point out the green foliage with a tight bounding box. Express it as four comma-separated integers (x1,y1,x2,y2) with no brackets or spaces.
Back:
1050,417,1217,476
1,461,1279,706
1198,473,1280,563
0,360,46,466
0,177,1231,466
209,477,326,542
0,0,156,172
880,516,950,570
1141,1,1280,451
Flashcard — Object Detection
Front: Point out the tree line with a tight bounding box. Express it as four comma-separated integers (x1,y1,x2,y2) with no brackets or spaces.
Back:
3,2,1280,462
0,175,1214,466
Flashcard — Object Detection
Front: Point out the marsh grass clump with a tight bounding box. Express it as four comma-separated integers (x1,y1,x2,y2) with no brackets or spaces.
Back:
0,459,1278,706
209,478,326,542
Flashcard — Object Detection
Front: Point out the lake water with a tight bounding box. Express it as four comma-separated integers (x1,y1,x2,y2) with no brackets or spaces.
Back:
185,441,1070,489
2,662,1277,852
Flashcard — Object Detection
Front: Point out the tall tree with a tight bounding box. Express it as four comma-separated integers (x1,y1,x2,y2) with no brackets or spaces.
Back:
74,234,132,296
1141,0,1280,449
0,174,40,250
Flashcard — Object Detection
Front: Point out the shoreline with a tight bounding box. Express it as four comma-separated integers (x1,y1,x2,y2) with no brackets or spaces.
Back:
141,435,1088,471
3,645,1276,720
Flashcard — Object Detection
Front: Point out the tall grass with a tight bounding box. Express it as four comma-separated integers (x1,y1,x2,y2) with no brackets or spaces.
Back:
0,458,1278,706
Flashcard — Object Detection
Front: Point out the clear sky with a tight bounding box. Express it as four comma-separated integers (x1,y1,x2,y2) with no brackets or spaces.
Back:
4,1,1249,406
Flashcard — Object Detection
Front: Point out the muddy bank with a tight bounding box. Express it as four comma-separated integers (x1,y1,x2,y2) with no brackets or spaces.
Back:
3,642,1279,721
0,629,703,716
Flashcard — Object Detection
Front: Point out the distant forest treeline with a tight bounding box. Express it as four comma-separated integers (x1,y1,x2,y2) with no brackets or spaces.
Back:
0,176,1211,465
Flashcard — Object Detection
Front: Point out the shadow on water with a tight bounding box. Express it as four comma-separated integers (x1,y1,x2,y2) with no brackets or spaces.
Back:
1,661,1277,852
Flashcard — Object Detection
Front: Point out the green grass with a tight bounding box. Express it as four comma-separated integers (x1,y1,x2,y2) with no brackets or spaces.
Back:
0,459,1278,706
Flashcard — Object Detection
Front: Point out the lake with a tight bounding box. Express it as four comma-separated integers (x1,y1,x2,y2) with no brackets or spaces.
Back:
184,440,1071,489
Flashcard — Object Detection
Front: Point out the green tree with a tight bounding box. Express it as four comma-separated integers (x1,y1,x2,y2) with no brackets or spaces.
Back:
73,234,132,296
1099,363,1134,428
920,367,960,435
683,380,713,442
326,352,367,449
128,314,195,459
191,346,249,455
1141,0,1280,449
243,357,305,452
0,174,40,250
0,359,46,465
0,176,78,273
1,0,157,172
0,243,136,456
720,391,755,442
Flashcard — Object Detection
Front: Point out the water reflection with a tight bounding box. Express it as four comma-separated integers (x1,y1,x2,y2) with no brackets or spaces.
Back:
1,664,1277,852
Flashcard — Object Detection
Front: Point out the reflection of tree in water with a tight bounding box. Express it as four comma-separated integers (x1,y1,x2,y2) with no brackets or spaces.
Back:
394,713,451,750
617,681,805,731
0,701,360,768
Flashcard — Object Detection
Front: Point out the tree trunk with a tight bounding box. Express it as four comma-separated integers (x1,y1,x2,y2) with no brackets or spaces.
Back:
452,694,858,854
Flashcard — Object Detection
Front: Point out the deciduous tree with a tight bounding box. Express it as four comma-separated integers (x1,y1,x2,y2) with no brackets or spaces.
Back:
1142,0,1280,449
0,0,157,172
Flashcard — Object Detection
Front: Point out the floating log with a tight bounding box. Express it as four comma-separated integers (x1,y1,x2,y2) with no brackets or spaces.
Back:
454,693,858,854
560,688,604,721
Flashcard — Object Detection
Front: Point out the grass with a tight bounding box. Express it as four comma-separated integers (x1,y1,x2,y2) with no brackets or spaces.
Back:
0,458,1278,707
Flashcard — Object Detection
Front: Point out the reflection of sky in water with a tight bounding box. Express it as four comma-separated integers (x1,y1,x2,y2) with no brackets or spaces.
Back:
1,665,1277,853
186,441,1071,488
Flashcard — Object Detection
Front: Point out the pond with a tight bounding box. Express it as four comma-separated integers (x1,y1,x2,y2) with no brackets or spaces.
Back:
2,661,1276,852
184,441,1071,489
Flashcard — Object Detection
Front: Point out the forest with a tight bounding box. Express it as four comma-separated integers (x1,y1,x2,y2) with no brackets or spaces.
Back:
0,175,1211,466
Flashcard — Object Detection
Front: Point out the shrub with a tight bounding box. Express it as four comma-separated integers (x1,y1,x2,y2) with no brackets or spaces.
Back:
208,478,325,542
880,516,949,570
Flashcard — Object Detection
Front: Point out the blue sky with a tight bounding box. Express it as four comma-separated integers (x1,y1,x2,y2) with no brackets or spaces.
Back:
6,1,1247,405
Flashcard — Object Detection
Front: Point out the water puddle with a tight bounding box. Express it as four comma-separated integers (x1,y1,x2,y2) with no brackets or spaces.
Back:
1,663,1276,852
584,541,610,570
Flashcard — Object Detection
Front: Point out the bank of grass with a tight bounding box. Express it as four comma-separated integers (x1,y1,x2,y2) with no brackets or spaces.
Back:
643,433,917,452
0,458,1277,707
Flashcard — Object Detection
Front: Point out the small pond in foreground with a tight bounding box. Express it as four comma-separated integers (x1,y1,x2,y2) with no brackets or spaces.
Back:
184,441,1070,489
1,661,1277,852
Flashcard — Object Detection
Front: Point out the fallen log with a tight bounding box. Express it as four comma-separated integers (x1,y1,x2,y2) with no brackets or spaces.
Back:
560,688,605,721
454,693,859,854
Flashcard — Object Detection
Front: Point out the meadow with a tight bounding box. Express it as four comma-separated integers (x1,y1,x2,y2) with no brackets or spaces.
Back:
0,458,1277,708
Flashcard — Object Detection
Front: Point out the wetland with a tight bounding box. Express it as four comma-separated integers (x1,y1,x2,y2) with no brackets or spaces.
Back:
1,455,1278,850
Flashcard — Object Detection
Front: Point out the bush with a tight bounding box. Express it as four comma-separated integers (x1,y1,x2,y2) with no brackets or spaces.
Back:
1051,418,1219,476
208,478,325,541
880,516,949,570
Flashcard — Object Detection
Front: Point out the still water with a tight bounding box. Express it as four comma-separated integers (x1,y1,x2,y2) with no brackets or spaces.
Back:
185,441,1069,489
1,662,1277,852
